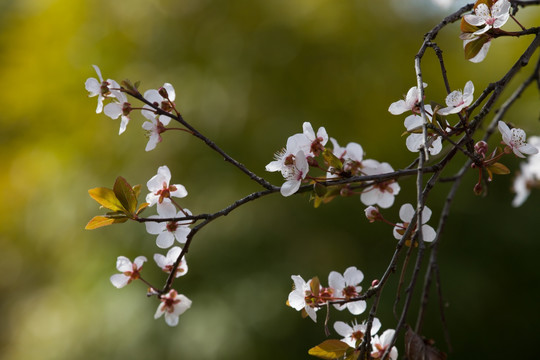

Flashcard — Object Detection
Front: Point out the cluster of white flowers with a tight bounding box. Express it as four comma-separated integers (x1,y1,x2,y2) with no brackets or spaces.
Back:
288,267,397,359
288,267,365,322
388,81,476,156
108,165,192,326
266,122,401,208
85,65,177,151
334,319,398,360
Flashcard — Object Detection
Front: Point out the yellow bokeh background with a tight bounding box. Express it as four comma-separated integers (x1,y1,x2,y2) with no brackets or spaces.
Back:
1,1,539,359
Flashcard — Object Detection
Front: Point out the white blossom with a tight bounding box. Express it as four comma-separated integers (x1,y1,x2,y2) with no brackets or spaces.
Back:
371,329,398,360
334,318,381,348
146,166,188,209
403,105,442,155
360,160,401,209
85,65,120,114
154,289,192,326
393,203,436,243
109,255,147,288
328,266,366,315
464,0,510,35
438,81,474,115
388,83,427,115
145,202,191,248
498,121,539,158
154,246,188,278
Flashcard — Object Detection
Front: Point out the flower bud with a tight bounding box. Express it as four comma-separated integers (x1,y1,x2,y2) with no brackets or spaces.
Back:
158,86,169,99
364,206,380,222
473,183,483,195
474,140,488,158
371,279,379,287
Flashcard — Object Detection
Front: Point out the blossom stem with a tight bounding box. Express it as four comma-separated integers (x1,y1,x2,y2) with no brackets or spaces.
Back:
138,275,160,294
510,14,527,31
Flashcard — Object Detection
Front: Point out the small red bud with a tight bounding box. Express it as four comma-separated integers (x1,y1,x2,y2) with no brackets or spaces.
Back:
473,183,483,195
158,87,169,99
474,140,488,158
371,279,379,287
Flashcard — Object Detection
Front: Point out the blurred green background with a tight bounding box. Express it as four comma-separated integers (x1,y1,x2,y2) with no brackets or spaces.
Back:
1,0,539,359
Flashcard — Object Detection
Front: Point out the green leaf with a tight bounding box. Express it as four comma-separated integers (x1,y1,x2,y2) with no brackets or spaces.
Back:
88,187,127,212
113,176,137,215
85,215,128,230
121,79,140,95
488,162,510,175
464,36,490,60
308,340,352,360
314,182,327,197
323,148,343,171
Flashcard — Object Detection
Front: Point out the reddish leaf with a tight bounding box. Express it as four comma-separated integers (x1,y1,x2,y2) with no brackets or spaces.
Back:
405,326,447,360
464,36,490,60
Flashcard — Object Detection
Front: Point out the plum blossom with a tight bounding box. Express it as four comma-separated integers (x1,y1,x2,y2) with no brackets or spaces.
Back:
110,255,147,288
154,289,192,326
154,246,188,278
328,266,366,315
511,136,540,207
104,89,131,134
388,83,427,115
498,121,539,158
464,0,510,35
278,151,309,197
302,122,328,156
266,136,311,197
85,65,120,114
393,203,436,244
371,329,398,360
145,202,191,248
288,275,329,322
329,138,365,176
403,105,442,155
146,166,188,208
334,318,381,348
438,81,474,115
360,160,401,209
142,111,172,152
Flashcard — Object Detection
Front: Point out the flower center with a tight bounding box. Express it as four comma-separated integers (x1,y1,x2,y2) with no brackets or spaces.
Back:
166,221,179,233
342,285,358,299
511,128,526,147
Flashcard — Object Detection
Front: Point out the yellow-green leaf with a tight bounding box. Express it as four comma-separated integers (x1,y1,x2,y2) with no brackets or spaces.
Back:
488,162,510,175
136,202,149,215
323,148,343,171
308,340,351,360
88,187,127,212
85,215,128,230
314,182,327,197
113,176,137,215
